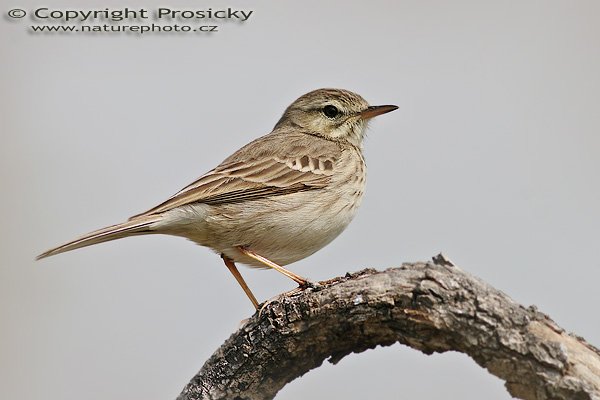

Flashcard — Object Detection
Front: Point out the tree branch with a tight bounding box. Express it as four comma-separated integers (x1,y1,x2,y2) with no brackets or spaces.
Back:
177,257,600,400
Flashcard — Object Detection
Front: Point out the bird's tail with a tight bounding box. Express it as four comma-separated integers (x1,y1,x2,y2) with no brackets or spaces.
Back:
36,215,163,260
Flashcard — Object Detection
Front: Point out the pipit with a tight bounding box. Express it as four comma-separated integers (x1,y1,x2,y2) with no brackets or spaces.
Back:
37,88,397,309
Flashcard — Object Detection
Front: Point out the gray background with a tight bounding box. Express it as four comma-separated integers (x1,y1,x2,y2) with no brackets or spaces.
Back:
1,1,599,399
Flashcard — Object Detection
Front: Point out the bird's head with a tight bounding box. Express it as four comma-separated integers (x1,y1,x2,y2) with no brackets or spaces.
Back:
275,88,398,147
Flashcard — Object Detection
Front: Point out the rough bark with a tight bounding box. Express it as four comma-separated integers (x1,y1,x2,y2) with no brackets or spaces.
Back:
177,256,600,400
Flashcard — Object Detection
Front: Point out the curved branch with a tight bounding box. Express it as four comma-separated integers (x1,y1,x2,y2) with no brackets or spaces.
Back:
177,257,600,400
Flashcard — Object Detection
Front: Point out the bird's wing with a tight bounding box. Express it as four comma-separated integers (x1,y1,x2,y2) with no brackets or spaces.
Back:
131,132,340,218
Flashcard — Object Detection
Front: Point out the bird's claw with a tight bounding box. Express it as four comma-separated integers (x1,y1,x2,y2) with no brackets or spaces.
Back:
300,279,323,291
258,280,323,317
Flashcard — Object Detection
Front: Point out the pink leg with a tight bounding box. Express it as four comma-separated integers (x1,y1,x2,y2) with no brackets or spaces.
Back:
221,254,259,309
236,247,308,286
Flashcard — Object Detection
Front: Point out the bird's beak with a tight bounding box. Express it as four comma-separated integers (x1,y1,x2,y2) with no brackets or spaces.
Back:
360,105,398,120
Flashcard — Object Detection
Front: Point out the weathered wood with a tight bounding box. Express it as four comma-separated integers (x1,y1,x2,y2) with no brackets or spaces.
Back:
177,258,600,400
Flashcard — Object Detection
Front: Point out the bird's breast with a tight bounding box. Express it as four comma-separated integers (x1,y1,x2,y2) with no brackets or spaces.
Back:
164,148,367,268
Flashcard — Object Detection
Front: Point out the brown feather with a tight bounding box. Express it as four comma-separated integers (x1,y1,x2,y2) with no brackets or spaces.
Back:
130,131,341,218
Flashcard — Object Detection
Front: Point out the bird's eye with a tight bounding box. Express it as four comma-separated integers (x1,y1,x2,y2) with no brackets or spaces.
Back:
322,105,339,119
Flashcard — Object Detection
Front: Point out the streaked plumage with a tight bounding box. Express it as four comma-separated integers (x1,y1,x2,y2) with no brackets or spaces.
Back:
37,88,397,308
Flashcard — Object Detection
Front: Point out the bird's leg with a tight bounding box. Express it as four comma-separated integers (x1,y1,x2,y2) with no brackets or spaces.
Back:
221,254,259,310
236,246,309,286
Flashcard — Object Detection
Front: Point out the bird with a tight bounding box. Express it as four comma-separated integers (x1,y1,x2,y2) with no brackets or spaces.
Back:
37,88,398,309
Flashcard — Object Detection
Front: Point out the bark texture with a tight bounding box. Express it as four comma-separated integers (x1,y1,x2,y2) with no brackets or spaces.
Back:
177,257,600,400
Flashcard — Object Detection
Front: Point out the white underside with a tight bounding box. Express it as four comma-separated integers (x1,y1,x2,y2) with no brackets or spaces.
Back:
153,189,362,268
150,148,366,269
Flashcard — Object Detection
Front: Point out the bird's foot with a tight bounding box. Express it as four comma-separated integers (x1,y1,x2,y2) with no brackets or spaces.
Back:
299,279,323,291
258,280,321,316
